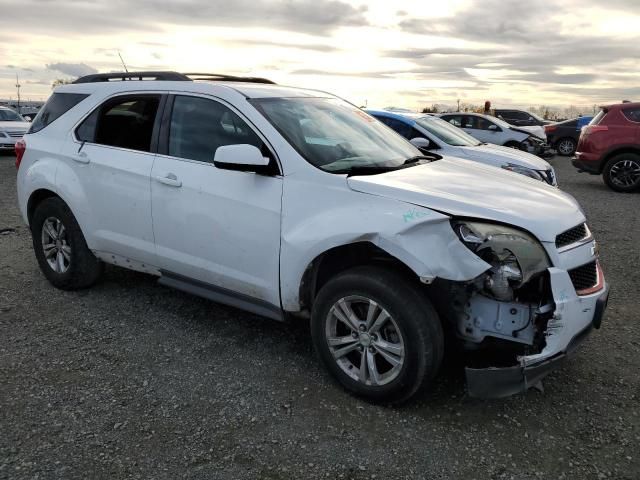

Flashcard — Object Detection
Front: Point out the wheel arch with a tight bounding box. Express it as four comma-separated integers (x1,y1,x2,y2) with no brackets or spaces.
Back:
298,242,424,316
602,145,640,170
27,188,60,225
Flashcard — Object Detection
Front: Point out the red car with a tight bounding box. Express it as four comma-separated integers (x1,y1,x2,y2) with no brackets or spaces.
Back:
573,102,640,192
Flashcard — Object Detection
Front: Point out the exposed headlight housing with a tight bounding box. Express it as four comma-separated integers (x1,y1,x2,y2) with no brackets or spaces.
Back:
501,163,545,182
453,220,551,301
0,131,8,138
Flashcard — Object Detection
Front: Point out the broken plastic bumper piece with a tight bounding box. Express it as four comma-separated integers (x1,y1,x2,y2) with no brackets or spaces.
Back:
465,268,609,399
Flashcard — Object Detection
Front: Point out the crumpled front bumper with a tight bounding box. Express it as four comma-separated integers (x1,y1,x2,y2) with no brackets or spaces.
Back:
466,267,609,399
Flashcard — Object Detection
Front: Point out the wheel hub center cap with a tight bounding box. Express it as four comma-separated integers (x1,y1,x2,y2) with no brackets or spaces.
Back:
359,333,372,347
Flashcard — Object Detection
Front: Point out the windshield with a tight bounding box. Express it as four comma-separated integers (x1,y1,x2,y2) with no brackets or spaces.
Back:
488,115,514,129
415,116,481,146
0,109,24,121
251,97,422,173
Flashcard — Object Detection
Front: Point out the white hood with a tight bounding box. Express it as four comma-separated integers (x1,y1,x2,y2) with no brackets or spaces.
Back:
461,144,551,170
347,158,584,242
513,125,546,140
0,121,30,132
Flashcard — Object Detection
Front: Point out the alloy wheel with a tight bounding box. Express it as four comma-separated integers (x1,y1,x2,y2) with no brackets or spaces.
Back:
325,295,405,386
609,159,640,188
41,217,71,273
557,139,575,155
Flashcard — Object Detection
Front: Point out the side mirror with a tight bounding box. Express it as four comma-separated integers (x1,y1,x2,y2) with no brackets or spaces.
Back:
213,144,271,173
488,124,500,132
410,137,431,149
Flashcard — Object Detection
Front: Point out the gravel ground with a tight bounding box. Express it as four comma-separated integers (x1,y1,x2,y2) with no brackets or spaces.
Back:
1,153,639,480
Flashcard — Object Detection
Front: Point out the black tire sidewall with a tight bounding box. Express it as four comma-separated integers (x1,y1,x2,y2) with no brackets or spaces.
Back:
311,267,443,404
603,154,640,193
31,197,101,289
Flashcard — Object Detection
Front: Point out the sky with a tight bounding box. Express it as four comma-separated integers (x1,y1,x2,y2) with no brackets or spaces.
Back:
1,0,639,110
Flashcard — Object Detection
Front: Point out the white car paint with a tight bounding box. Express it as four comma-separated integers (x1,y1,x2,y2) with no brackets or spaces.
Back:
0,107,30,150
366,110,555,184
16,78,606,397
439,112,546,143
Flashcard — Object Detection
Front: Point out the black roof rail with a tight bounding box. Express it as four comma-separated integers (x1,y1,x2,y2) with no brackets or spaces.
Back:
72,71,191,84
184,73,276,84
72,71,276,85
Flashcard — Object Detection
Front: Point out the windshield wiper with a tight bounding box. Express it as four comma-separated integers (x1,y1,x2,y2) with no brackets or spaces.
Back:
403,153,442,164
335,166,400,176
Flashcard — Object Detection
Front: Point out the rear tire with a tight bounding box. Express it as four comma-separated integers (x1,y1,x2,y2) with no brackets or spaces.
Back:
556,137,576,156
602,153,640,192
31,197,103,290
311,266,444,404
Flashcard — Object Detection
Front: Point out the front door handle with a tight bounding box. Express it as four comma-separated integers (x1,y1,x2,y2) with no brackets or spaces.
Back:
73,151,90,164
155,173,182,187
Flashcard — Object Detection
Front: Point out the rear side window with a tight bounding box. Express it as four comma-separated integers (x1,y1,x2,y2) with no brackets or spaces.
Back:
29,93,88,134
168,95,263,163
622,108,640,123
76,95,160,152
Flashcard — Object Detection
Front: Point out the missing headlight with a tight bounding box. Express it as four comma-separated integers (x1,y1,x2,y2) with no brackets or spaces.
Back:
452,220,551,301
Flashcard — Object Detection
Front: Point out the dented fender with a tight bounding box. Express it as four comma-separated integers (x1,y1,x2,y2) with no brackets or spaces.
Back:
279,174,490,312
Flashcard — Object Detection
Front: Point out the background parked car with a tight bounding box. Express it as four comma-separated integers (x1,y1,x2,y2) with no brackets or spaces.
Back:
573,102,640,192
545,116,593,156
366,109,557,185
438,112,548,156
0,106,30,153
495,109,552,127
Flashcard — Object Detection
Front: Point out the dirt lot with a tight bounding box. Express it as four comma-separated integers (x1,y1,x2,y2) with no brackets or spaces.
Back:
1,153,639,480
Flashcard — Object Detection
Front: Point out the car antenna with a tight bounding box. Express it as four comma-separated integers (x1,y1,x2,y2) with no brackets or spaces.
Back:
117,51,129,73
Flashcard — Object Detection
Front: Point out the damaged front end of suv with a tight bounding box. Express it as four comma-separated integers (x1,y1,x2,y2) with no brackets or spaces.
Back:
434,219,609,398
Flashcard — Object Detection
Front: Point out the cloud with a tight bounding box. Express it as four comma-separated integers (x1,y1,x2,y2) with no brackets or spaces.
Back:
46,63,98,77
2,0,368,35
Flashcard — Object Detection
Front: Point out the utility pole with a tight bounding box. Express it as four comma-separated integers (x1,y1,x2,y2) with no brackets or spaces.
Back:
15,74,21,111
457,98,460,112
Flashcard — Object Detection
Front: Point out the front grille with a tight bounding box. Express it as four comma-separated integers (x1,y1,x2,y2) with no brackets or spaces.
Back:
556,223,588,248
568,261,598,292
6,131,26,138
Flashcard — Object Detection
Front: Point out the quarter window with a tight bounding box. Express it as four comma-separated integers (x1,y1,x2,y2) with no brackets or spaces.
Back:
29,92,89,134
168,95,263,163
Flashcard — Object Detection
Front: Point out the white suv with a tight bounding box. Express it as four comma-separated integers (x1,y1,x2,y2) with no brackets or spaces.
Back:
16,72,608,403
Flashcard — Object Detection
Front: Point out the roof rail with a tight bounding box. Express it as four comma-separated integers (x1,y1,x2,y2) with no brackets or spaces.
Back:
72,71,276,85
184,73,276,84
72,71,191,83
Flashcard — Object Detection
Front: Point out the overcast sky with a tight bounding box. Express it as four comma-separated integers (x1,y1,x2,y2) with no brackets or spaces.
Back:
1,0,638,109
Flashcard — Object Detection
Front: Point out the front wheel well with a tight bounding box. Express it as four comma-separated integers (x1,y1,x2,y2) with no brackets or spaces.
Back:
27,189,60,225
299,242,420,313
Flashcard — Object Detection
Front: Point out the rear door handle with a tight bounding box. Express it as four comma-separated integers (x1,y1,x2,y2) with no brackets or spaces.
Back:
73,151,90,164
155,173,182,187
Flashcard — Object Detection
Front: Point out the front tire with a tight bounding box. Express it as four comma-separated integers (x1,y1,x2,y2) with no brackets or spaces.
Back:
556,137,576,156
31,197,103,290
603,153,640,192
311,266,444,404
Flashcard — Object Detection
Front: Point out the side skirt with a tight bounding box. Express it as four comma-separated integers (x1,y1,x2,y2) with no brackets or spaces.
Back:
158,271,284,322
